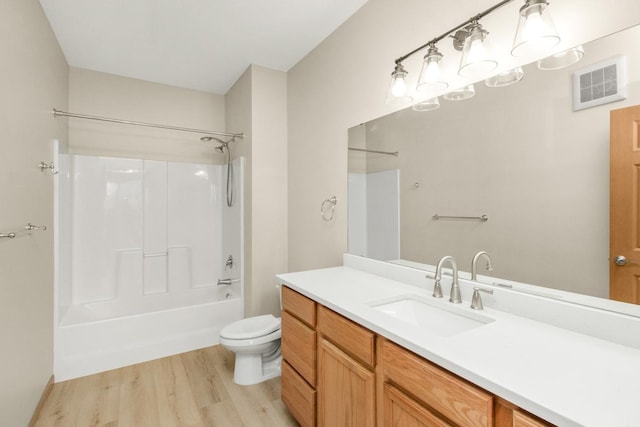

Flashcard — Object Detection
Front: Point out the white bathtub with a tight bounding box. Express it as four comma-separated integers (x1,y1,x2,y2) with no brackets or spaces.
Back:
55,292,242,381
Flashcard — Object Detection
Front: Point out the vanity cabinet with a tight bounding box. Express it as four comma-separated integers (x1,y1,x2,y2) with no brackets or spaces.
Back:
280,285,554,427
317,306,376,426
281,287,317,427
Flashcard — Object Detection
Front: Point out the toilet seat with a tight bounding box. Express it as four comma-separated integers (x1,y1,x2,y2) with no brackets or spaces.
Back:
220,314,281,340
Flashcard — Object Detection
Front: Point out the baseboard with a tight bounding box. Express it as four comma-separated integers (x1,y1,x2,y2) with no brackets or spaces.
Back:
28,374,55,427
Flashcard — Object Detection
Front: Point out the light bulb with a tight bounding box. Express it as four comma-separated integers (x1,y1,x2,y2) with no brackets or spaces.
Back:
391,74,408,97
386,62,413,105
423,61,440,82
458,23,497,78
417,46,448,93
511,0,560,57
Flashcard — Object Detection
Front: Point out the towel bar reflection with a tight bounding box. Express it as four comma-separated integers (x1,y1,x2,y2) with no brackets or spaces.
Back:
1,223,47,239
433,214,488,222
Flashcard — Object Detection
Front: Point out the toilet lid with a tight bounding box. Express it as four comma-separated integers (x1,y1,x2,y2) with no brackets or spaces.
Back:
220,314,281,340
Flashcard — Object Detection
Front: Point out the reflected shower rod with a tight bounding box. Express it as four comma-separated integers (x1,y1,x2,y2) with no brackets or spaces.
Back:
53,109,243,139
348,147,399,156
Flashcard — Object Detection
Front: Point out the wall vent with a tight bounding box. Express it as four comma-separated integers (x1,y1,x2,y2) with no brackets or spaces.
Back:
573,55,626,111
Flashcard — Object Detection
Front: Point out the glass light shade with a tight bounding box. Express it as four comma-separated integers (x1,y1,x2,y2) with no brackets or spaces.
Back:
442,84,475,101
537,46,584,70
417,47,448,93
511,0,560,57
412,97,440,112
386,63,413,105
485,67,524,87
458,23,498,78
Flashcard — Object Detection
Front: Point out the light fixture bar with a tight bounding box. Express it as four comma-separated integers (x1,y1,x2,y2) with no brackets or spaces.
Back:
393,0,515,65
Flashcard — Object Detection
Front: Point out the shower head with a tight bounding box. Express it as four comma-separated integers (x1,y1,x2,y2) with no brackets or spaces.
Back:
200,135,236,155
200,135,228,144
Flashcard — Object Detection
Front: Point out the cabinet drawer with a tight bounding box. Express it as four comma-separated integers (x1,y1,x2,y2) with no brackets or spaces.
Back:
281,310,317,386
384,383,453,427
383,340,493,427
513,410,552,427
495,399,554,427
282,286,316,327
282,360,316,427
317,305,376,369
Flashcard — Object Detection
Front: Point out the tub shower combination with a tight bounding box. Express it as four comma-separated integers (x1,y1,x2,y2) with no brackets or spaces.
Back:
54,150,243,381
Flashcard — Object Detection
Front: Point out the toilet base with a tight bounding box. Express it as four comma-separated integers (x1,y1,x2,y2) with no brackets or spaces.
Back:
233,353,282,385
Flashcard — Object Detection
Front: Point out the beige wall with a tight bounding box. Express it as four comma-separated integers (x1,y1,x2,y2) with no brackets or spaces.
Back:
287,0,640,273
226,68,254,315
250,66,288,315
68,67,226,162
226,65,288,316
0,1,68,426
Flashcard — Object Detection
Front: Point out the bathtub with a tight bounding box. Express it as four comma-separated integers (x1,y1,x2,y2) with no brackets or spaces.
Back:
55,291,242,381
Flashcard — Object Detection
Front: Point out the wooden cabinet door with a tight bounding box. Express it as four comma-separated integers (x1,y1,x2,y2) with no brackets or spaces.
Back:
317,338,375,427
383,383,452,427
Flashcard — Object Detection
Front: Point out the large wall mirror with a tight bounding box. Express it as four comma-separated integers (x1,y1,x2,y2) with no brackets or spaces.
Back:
348,23,640,308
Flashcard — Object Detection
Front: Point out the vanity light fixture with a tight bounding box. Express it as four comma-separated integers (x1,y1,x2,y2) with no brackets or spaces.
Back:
485,67,525,87
386,0,561,108
442,84,476,101
417,44,448,93
412,97,441,111
537,45,584,70
386,0,515,106
511,0,560,57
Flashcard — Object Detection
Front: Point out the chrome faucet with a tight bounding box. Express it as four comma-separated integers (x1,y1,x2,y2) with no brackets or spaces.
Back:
434,256,461,303
471,251,493,281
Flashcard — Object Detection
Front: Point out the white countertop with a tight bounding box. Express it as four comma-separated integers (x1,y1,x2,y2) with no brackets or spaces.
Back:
277,258,640,427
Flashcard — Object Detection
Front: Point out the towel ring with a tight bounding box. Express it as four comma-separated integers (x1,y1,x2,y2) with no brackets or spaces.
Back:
321,196,337,221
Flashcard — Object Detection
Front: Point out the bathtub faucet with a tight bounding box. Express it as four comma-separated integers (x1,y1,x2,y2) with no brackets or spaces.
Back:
217,278,240,286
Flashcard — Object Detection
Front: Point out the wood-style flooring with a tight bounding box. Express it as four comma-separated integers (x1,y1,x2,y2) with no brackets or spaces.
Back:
33,345,299,426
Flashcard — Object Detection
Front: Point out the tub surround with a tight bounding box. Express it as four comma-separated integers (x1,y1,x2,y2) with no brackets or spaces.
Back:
277,254,640,426
54,154,244,381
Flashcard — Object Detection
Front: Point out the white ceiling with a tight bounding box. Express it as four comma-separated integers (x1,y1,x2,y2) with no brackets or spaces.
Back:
39,0,368,94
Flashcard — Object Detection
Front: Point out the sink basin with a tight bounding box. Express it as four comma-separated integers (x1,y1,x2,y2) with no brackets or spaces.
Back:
368,295,494,337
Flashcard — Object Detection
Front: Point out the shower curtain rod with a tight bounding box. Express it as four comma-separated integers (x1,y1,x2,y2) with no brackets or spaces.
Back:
348,147,399,156
53,109,243,139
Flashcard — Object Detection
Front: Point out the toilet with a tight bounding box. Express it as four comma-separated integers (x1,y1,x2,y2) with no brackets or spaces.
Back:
219,314,282,385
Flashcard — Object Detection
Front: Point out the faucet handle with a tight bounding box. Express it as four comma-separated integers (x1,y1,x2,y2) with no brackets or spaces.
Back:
470,287,494,310
432,278,443,298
